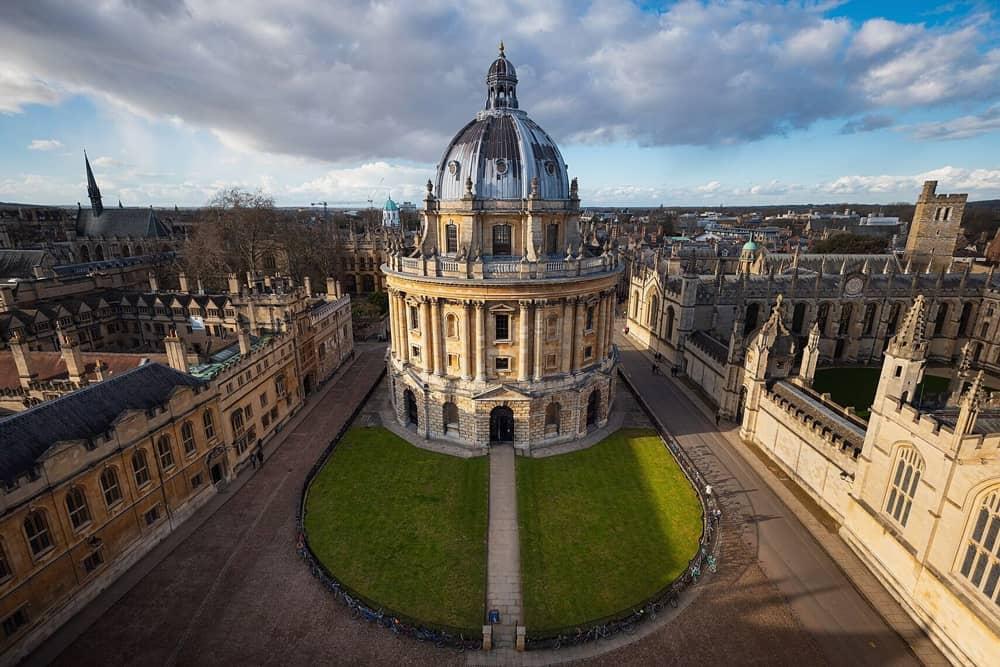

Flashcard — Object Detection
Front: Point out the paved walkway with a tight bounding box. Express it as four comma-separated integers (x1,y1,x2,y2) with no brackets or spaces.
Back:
612,331,938,666
36,344,461,667
486,444,523,650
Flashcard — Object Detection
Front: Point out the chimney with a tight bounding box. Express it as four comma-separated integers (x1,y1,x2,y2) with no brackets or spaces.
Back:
93,359,106,381
335,280,344,298
59,327,86,386
238,328,252,355
303,276,312,296
196,277,205,295
10,332,35,389
326,277,337,300
178,272,189,293
148,271,159,293
227,273,241,295
164,328,188,373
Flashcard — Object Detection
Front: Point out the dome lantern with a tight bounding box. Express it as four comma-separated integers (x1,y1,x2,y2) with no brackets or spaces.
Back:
485,41,518,111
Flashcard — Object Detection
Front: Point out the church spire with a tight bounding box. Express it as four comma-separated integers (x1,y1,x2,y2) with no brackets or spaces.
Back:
888,295,928,361
85,150,103,216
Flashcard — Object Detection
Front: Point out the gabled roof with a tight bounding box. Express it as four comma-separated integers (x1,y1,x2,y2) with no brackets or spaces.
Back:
0,363,204,483
75,207,171,239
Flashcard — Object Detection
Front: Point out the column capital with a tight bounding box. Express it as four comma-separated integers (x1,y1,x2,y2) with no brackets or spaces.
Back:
518,299,532,309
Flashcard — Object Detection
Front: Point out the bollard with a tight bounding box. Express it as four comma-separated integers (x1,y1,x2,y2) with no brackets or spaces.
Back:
516,625,526,652
482,624,493,651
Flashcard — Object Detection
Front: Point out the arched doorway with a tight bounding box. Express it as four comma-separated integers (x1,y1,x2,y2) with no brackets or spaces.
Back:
586,390,599,428
303,373,314,395
489,406,514,443
404,389,418,427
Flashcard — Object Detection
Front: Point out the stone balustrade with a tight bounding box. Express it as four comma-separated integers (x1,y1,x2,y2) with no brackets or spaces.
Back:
387,251,620,281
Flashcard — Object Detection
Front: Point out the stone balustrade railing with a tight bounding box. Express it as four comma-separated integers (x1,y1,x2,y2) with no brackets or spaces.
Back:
388,252,621,281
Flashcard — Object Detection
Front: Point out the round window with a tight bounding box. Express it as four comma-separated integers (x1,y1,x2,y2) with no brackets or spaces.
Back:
545,161,556,175
448,160,459,176
495,158,508,175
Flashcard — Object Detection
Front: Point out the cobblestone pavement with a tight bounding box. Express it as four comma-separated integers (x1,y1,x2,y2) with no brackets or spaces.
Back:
486,444,522,649
49,345,462,667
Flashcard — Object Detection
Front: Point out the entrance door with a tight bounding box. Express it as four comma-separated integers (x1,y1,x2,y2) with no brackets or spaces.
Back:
489,406,514,443
586,390,599,428
210,463,224,484
404,389,418,426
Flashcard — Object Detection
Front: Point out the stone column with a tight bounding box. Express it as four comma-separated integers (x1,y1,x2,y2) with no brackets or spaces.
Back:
431,297,445,377
475,301,487,382
420,297,433,373
605,293,615,357
388,290,400,359
561,298,575,373
518,300,531,382
596,293,607,364
574,298,586,371
399,295,411,365
533,300,546,381
462,301,473,380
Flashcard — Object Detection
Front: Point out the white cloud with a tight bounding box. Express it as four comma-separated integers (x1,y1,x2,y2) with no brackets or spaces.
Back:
910,105,1000,140
821,166,1000,196
27,138,63,151
0,0,996,163
288,161,431,204
695,180,722,193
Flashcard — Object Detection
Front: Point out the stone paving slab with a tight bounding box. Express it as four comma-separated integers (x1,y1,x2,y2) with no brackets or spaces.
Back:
487,444,523,648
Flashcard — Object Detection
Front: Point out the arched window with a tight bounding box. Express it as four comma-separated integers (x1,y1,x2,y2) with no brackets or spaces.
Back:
665,306,675,341
132,449,151,487
23,511,53,557
959,487,1000,606
886,303,902,336
262,253,276,270
885,447,924,527
545,402,561,435
181,421,196,456
792,302,806,334
862,303,877,336
933,303,949,336
546,224,559,255
445,224,458,254
744,303,760,336
94,245,105,261
156,435,175,470
443,402,459,434
203,410,216,440
122,245,131,258
958,302,973,337
79,245,91,263
101,468,123,507
492,224,512,255
648,295,659,329
231,410,245,437
817,303,830,334
65,487,92,530
446,314,458,339
0,541,11,581
838,303,853,336
631,291,639,318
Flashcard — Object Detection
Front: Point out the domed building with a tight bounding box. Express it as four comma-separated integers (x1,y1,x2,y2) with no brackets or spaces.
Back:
382,196,400,228
383,45,623,451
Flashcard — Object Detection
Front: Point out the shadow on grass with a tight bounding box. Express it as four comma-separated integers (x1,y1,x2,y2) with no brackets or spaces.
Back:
303,426,488,631
517,427,702,632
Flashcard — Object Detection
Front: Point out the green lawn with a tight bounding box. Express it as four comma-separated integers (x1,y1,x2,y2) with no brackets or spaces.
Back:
304,427,488,630
517,428,702,631
813,367,951,420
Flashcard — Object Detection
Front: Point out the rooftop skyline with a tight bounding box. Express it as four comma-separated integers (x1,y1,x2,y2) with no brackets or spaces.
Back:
1,0,998,207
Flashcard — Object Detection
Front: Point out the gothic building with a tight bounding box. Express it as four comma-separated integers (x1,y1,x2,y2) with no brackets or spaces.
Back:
904,180,968,270
383,46,622,451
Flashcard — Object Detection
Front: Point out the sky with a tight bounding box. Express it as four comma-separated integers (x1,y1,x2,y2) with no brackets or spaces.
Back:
0,0,999,208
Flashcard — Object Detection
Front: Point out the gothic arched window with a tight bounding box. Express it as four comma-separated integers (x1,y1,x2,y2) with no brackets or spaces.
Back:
958,487,1000,606
885,447,924,527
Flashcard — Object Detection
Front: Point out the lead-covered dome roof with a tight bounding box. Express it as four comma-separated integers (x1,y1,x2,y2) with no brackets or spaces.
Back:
435,45,570,201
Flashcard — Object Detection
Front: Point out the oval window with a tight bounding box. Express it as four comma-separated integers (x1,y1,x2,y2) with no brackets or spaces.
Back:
495,158,508,175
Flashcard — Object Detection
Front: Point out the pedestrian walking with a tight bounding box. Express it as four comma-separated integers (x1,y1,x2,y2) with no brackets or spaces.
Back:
715,412,720,427
651,363,657,375
705,484,713,497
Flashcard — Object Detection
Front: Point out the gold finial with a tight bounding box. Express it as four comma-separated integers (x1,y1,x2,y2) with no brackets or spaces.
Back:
499,40,505,56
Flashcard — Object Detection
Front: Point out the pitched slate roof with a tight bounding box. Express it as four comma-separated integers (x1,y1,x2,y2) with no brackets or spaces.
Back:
75,207,171,238
0,363,204,483
0,250,53,279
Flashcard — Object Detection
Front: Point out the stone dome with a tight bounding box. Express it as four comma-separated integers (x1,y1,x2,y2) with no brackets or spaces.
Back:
434,46,570,201
742,239,759,253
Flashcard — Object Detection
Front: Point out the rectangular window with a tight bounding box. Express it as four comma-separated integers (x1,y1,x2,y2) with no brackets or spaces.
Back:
446,224,458,254
2,608,28,639
83,549,104,574
585,345,594,360
495,357,510,371
494,313,510,341
191,473,203,489
586,306,595,331
144,506,160,526
411,345,421,360
262,413,271,428
492,224,512,255
545,353,558,369
270,406,278,421
448,353,459,368
409,305,419,330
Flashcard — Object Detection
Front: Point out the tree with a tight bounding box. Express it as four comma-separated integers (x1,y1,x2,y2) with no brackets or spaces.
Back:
182,188,278,287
